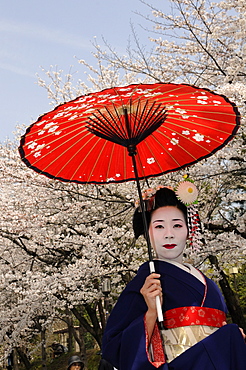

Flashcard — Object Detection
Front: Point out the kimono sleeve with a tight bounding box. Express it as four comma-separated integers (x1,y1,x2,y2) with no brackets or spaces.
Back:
102,264,154,369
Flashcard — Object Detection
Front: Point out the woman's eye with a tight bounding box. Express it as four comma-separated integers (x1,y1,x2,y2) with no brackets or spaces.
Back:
155,224,164,229
174,223,182,228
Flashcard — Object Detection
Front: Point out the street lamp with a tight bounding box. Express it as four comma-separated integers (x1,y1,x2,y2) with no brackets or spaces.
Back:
229,266,239,291
229,267,239,274
102,277,111,320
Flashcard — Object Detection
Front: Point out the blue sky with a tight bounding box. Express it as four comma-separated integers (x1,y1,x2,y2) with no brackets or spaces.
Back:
0,0,165,143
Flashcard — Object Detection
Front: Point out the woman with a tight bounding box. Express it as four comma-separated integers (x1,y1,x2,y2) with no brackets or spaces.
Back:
102,185,246,369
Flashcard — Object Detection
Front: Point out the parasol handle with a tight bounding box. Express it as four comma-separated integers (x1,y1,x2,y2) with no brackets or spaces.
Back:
127,144,164,326
125,121,164,327
149,261,164,325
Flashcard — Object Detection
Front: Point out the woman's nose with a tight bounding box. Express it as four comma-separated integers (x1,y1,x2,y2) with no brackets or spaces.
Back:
164,234,174,239
164,228,174,238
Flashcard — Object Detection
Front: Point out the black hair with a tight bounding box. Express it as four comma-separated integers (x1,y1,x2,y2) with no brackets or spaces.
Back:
132,187,187,239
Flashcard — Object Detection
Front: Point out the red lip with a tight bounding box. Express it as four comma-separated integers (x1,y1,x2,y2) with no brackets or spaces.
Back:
163,244,176,249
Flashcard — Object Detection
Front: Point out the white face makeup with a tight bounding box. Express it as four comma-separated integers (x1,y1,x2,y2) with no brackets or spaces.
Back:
149,206,188,263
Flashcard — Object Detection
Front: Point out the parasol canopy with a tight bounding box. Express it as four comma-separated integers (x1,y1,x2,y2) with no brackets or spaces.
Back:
19,83,240,185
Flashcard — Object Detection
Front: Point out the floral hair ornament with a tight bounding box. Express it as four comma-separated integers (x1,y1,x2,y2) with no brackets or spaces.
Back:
175,175,202,252
175,175,198,206
134,185,173,211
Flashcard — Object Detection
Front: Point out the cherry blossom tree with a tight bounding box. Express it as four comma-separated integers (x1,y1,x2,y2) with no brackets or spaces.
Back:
0,140,146,367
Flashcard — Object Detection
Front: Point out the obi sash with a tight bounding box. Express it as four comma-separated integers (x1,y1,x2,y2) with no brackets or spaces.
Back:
161,306,226,362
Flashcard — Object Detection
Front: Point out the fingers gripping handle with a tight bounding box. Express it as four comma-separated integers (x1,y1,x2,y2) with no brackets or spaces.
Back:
149,261,164,324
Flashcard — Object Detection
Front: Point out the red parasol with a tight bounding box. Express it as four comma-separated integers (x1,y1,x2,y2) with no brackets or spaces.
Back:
19,82,240,325
19,82,240,252
19,82,241,253
19,83,240,183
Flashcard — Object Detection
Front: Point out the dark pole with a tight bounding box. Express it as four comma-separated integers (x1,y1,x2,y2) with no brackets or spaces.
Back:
128,146,153,261
124,107,153,261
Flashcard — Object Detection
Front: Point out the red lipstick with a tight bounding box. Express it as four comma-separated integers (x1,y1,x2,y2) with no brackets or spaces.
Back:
163,244,176,249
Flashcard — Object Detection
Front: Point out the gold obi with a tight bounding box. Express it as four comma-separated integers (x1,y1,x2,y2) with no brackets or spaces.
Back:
161,325,219,362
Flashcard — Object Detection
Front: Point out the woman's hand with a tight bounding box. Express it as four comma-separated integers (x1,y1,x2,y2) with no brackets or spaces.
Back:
239,327,246,340
140,273,163,314
140,273,163,340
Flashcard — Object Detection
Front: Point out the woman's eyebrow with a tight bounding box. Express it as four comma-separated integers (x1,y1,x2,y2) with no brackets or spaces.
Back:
152,218,184,223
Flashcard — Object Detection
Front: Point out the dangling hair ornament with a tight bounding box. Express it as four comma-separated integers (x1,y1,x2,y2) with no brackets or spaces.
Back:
175,175,202,252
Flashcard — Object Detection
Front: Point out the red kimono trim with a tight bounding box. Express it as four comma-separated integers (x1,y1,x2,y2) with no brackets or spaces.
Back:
144,314,166,368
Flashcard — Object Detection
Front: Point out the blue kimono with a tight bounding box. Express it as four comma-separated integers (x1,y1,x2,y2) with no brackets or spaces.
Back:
102,260,246,369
